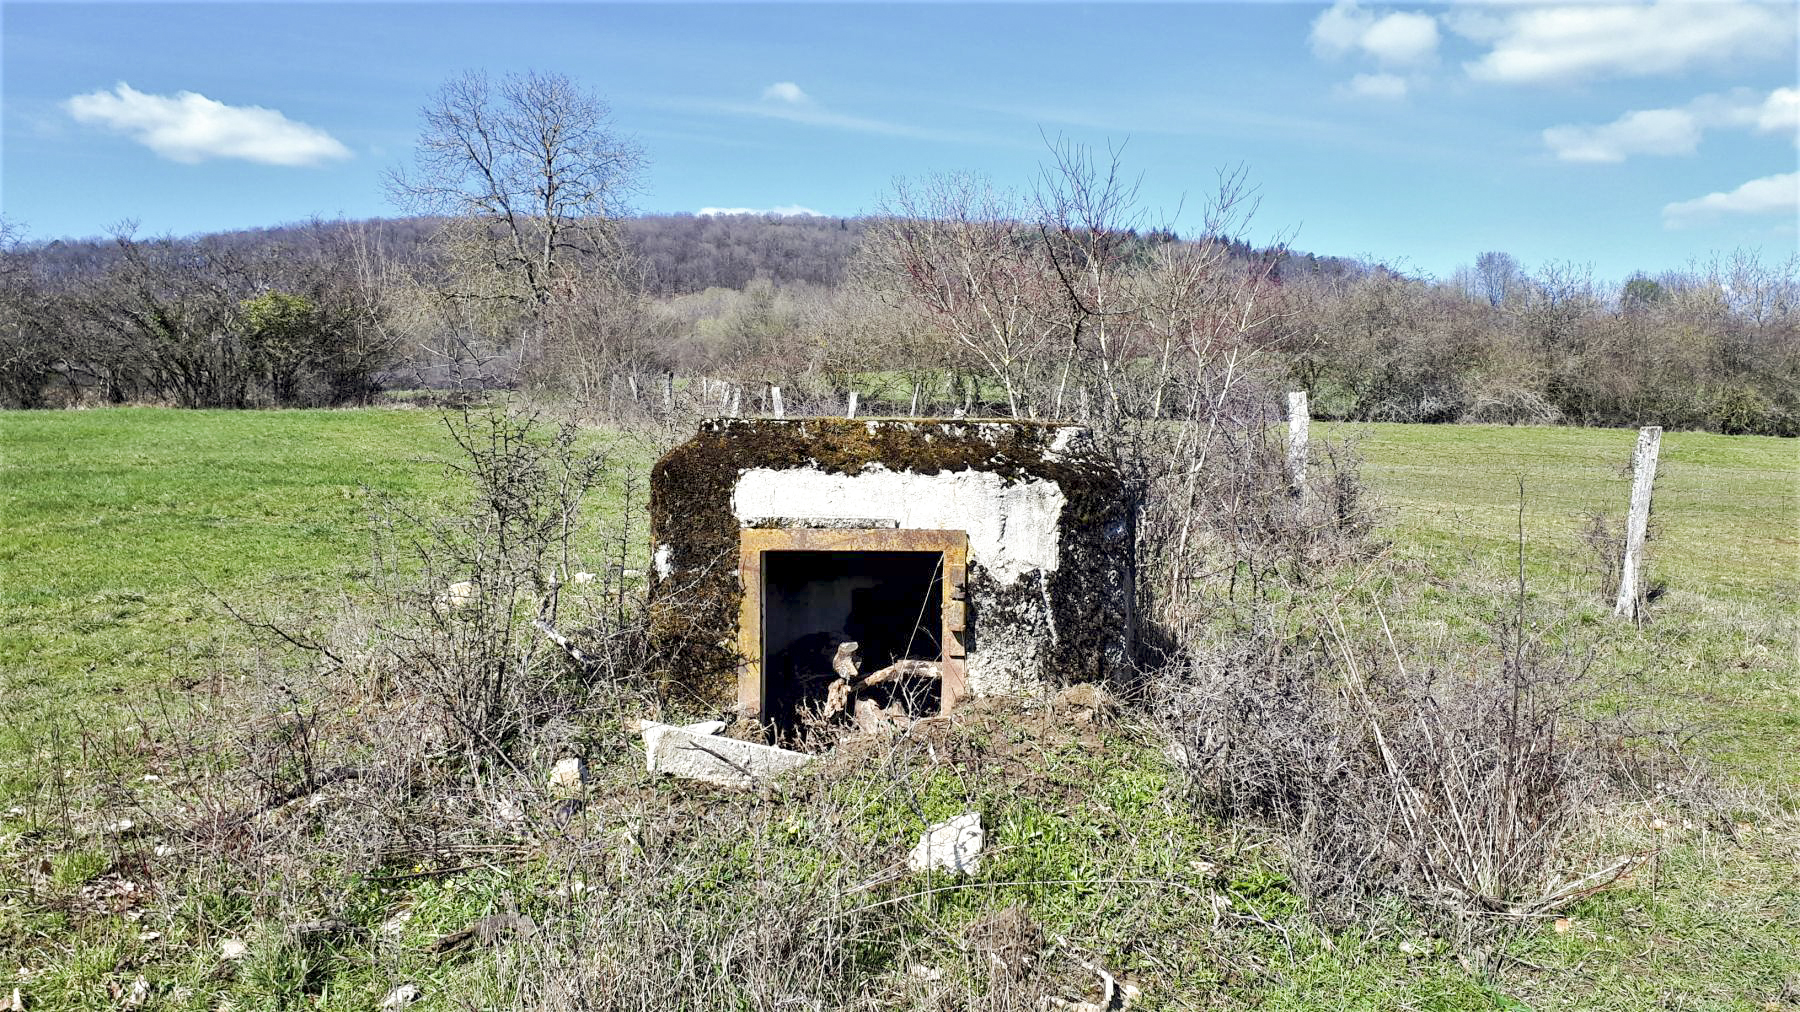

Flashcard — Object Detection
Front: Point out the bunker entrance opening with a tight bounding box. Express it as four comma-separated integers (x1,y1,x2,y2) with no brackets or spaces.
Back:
738,528,968,738
762,550,944,732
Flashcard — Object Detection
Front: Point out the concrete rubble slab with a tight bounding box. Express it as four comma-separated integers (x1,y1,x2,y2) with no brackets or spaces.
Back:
632,719,812,788
908,812,984,874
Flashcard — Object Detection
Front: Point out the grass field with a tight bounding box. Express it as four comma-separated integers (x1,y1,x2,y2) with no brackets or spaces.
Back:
1,407,1796,1009
1344,422,1799,599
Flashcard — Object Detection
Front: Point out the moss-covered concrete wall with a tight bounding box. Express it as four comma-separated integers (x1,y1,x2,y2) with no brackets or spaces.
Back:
648,418,1133,708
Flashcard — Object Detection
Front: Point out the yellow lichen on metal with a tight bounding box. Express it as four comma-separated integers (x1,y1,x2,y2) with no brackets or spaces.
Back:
736,527,969,717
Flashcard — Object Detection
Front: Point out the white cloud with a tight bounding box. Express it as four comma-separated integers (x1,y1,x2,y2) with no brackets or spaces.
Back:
1545,87,1800,162
1544,109,1701,162
698,205,823,217
1360,11,1440,66
1754,87,1800,139
1458,2,1792,85
1311,1,1440,67
761,82,811,106
64,83,350,166
1662,172,1800,227
1342,73,1410,100
715,84,974,143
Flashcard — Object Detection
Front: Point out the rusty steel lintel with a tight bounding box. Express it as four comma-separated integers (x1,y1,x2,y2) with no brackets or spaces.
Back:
737,528,969,717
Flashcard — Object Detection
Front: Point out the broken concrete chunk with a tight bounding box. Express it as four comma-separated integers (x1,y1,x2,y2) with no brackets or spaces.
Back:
908,812,984,875
636,720,811,788
853,698,909,735
630,718,730,773
440,580,478,611
379,983,422,1008
547,757,586,798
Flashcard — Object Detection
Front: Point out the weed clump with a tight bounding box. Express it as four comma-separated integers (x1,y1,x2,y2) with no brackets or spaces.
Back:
1140,439,1693,939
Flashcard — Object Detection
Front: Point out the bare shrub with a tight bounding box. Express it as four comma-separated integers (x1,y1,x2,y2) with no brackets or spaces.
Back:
1159,597,1631,933
364,407,649,758
147,407,658,939
1128,405,1377,656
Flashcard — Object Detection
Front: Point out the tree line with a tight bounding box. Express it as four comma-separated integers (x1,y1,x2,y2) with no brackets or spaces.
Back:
1,69,1793,435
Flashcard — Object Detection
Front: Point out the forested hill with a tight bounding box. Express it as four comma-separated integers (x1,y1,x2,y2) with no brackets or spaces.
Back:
17,213,1365,296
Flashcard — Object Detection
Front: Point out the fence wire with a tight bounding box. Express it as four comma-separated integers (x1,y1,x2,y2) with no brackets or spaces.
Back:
1334,425,1800,600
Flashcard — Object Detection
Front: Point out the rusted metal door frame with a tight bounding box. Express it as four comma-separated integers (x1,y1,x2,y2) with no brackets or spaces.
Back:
737,528,969,718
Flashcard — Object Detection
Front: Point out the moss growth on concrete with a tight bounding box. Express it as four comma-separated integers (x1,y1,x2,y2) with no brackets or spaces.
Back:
649,418,1133,706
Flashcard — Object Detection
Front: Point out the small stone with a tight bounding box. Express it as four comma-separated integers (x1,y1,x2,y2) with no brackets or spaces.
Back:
1553,917,1571,934
378,909,414,939
141,774,160,783
491,797,526,828
1650,818,1667,831
908,964,943,982
137,931,162,943
1398,940,1423,956
908,813,984,875
441,581,478,611
548,757,587,797
219,938,248,960
571,571,597,585
378,983,422,1008
111,819,134,832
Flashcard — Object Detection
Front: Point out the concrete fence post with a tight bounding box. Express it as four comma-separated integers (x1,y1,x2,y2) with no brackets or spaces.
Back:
1614,425,1663,620
846,390,859,419
770,385,785,419
1286,391,1310,494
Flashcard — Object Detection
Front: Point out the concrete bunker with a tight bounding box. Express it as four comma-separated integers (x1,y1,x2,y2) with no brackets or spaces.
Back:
648,418,1133,734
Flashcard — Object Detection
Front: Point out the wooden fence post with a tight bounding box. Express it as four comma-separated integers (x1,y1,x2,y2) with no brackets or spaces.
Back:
662,373,674,416
1614,425,1663,619
1286,391,1310,493
846,391,859,419
770,385,785,419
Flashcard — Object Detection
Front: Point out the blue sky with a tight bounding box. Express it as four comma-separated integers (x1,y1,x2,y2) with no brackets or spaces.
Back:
4,1,1796,282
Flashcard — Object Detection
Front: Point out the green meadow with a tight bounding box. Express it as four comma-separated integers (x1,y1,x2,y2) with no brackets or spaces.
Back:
1,407,1795,1010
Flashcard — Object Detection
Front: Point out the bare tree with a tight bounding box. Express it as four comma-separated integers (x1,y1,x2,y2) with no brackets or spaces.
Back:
389,71,644,312
0,218,60,408
1033,137,1149,421
387,71,650,394
859,173,1056,417
1472,250,1524,308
